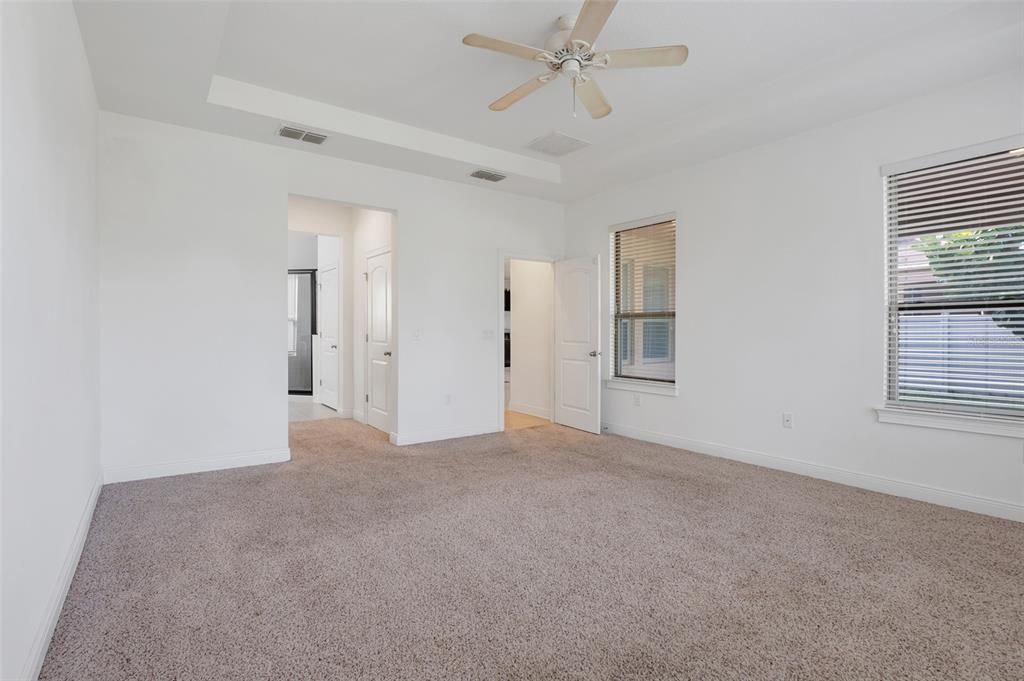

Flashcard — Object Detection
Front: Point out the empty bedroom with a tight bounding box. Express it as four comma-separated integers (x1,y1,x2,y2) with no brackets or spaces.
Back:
1,1,1021,680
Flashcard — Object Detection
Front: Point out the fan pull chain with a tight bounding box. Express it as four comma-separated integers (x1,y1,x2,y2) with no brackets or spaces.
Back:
572,78,577,118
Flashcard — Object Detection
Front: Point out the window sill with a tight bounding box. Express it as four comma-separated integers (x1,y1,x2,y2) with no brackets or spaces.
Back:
875,406,1024,439
605,379,678,397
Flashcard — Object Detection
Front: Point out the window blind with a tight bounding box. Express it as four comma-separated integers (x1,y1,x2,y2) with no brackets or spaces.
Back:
612,219,676,383
886,148,1024,416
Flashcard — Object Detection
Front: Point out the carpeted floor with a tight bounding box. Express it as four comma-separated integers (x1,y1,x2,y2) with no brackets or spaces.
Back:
41,420,1023,680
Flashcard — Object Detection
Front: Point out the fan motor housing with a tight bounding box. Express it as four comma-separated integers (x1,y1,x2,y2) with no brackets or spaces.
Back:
545,14,577,51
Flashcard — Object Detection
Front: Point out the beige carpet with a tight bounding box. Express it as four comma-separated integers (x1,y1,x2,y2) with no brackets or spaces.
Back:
41,420,1023,680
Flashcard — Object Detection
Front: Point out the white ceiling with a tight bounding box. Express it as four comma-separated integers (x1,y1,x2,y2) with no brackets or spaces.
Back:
74,0,1023,202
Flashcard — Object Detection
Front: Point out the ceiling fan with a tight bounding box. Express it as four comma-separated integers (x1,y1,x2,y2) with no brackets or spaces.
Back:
462,0,688,119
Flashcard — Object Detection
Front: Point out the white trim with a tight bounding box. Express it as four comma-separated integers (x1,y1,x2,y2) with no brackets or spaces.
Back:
352,408,367,424
875,406,1024,439
880,134,1024,176
390,425,497,446
22,474,103,681
607,211,677,234
507,402,553,421
336,408,354,419
103,447,291,484
605,378,679,396
602,421,1023,522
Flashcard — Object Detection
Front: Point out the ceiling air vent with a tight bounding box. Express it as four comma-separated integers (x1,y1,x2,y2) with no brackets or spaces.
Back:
278,125,329,145
470,169,507,182
526,131,591,157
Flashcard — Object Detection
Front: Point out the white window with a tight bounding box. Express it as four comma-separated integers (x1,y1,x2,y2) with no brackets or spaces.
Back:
884,146,1024,420
612,218,676,384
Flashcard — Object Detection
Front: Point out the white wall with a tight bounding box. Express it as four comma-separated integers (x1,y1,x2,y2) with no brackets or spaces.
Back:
99,116,289,482
509,260,553,420
564,70,1024,520
98,111,564,467
288,194,352,237
286,231,317,270
1,1,101,678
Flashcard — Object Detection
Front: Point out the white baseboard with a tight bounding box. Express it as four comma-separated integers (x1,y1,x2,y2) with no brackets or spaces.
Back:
390,425,498,446
507,402,553,421
22,473,103,681
602,422,1024,522
103,447,291,484
353,409,366,424
337,408,353,419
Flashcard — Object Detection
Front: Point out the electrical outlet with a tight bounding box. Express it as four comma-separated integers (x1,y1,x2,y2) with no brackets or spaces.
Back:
782,412,793,429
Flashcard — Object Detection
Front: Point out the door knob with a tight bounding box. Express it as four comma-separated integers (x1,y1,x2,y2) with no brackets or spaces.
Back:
588,350,600,357
330,345,337,350
384,351,392,357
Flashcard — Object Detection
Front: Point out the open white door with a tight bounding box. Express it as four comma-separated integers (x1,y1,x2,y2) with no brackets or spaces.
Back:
554,255,601,434
366,251,392,432
318,267,339,410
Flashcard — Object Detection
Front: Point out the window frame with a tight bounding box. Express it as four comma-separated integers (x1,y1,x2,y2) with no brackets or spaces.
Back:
876,135,1024,437
608,213,679,394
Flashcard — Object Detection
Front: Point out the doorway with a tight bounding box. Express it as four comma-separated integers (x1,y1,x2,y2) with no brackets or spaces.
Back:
287,194,395,431
498,253,602,434
287,269,316,395
503,257,555,431
288,227,340,421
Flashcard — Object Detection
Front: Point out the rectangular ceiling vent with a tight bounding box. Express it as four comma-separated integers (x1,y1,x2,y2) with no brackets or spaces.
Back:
470,169,507,183
526,131,591,157
278,125,328,145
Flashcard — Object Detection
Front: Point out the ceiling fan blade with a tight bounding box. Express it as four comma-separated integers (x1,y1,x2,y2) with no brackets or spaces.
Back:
490,75,551,111
463,33,548,61
575,78,612,119
602,45,689,69
570,0,618,47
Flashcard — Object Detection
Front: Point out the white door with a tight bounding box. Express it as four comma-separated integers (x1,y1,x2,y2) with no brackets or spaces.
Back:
554,255,601,434
366,251,392,432
318,267,339,410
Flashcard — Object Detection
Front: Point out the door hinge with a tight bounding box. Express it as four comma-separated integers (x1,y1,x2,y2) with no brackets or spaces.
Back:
363,272,368,281
365,394,369,403
365,333,369,342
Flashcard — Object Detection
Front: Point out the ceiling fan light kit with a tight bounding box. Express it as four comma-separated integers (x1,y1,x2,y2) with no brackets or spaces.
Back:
462,0,688,119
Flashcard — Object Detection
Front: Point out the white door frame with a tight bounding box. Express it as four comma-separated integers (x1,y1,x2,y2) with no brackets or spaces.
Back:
495,248,560,432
